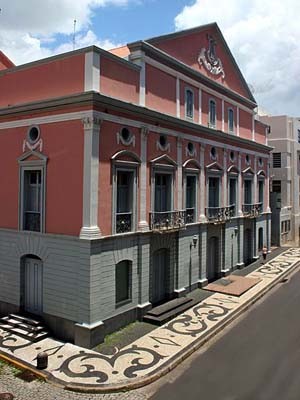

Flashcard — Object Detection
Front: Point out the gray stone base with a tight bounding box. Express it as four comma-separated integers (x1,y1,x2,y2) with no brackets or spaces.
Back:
74,321,105,349
0,300,20,317
221,268,230,277
237,262,245,270
198,278,208,288
174,287,187,298
137,302,152,320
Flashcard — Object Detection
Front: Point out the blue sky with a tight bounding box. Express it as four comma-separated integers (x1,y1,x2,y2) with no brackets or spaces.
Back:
0,0,299,116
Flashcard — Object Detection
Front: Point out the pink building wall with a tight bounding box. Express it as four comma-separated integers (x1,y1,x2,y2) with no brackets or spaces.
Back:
100,56,140,105
0,54,85,108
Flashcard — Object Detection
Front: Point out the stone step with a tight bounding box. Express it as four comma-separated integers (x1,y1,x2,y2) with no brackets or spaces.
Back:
146,297,193,317
143,298,198,326
9,314,41,327
1,316,44,334
0,314,49,342
0,325,49,342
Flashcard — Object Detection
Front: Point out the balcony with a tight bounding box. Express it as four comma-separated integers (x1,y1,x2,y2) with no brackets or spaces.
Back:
205,205,235,223
116,212,132,234
242,203,263,218
185,207,195,224
150,210,186,232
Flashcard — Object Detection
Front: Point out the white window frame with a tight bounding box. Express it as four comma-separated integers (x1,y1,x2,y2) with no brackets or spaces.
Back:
228,107,235,133
209,98,217,129
152,169,175,213
185,87,194,120
18,154,47,233
112,163,138,235
183,171,199,224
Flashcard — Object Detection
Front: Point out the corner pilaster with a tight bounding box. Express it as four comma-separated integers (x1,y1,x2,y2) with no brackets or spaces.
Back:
80,115,102,239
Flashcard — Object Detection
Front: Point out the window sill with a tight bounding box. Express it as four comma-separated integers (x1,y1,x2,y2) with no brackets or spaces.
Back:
115,298,132,309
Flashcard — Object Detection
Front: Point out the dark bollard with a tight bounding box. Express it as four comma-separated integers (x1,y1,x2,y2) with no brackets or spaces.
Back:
0,394,14,400
36,351,48,370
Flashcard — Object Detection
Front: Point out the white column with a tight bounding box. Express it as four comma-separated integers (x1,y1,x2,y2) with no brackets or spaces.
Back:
237,107,240,136
266,158,271,213
80,116,102,239
222,99,225,132
84,51,100,92
199,88,202,124
237,152,243,216
222,149,227,207
129,50,145,106
177,136,183,210
253,155,258,203
138,126,149,231
176,77,180,118
199,145,206,222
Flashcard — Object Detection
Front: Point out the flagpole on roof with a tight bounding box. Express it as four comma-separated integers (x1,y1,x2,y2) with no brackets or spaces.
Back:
73,19,77,51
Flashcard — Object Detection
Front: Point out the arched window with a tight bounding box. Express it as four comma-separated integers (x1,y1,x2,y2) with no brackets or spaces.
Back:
115,260,132,305
209,99,216,128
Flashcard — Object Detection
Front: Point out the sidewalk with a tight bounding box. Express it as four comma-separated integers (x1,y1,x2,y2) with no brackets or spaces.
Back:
0,247,299,393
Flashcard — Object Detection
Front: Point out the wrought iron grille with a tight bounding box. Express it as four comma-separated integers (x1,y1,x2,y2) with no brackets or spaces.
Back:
242,203,263,218
205,205,235,223
116,212,132,233
150,210,186,232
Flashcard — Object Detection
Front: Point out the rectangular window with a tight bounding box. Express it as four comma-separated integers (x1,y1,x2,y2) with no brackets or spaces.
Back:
258,180,264,204
272,180,281,193
244,180,252,204
229,178,237,214
209,100,216,128
228,108,234,133
186,175,197,223
116,170,134,234
272,153,281,168
185,88,194,119
155,173,172,212
23,170,42,232
208,177,219,208
115,260,131,305
298,129,300,144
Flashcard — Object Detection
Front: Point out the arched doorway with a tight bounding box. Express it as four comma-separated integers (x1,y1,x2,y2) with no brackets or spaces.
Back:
244,229,253,265
21,255,43,315
258,227,263,251
151,248,169,305
207,236,219,281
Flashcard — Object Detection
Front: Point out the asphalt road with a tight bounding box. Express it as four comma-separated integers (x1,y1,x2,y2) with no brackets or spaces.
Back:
151,267,300,400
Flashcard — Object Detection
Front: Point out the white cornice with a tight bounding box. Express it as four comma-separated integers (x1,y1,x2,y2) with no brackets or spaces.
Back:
0,109,269,158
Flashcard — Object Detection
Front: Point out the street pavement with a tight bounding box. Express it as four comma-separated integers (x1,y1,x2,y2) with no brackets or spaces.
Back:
151,264,300,400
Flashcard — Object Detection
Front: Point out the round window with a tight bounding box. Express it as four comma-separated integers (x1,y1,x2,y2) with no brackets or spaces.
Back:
187,142,194,154
230,151,235,162
27,126,40,144
210,147,217,159
120,127,131,143
159,135,167,148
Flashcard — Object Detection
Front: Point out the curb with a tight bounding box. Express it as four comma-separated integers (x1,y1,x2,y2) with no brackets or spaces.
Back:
0,259,299,394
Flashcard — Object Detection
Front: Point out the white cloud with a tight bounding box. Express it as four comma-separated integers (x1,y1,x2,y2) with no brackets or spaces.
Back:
175,0,300,116
0,0,128,64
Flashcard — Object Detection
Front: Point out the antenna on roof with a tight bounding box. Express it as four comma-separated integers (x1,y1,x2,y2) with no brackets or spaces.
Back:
73,19,77,50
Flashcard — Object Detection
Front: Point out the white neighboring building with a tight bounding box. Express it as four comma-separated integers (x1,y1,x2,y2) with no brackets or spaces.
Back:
260,115,300,246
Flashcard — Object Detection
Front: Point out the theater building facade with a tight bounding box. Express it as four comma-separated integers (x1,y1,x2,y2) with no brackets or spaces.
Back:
0,23,271,348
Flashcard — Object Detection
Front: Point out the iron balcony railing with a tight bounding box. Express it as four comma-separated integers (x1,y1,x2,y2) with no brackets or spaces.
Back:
150,210,186,232
205,205,235,223
116,212,132,233
185,207,195,224
242,203,263,218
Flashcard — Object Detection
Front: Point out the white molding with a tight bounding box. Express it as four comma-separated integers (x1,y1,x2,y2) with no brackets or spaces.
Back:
198,88,202,124
237,106,240,136
84,51,100,92
252,113,255,141
0,109,269,159
144,56,254,114
138,126,149,231
176,77,180,118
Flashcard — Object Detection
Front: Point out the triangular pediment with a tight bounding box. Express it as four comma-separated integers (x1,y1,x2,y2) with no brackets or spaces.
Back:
151,154,177,167
242,166,255,175
146,23,255,102
257,169,266,177
206,161,223,172
111,150,141,163
18,150,47,164
183,158,201,170
227,165,239,174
